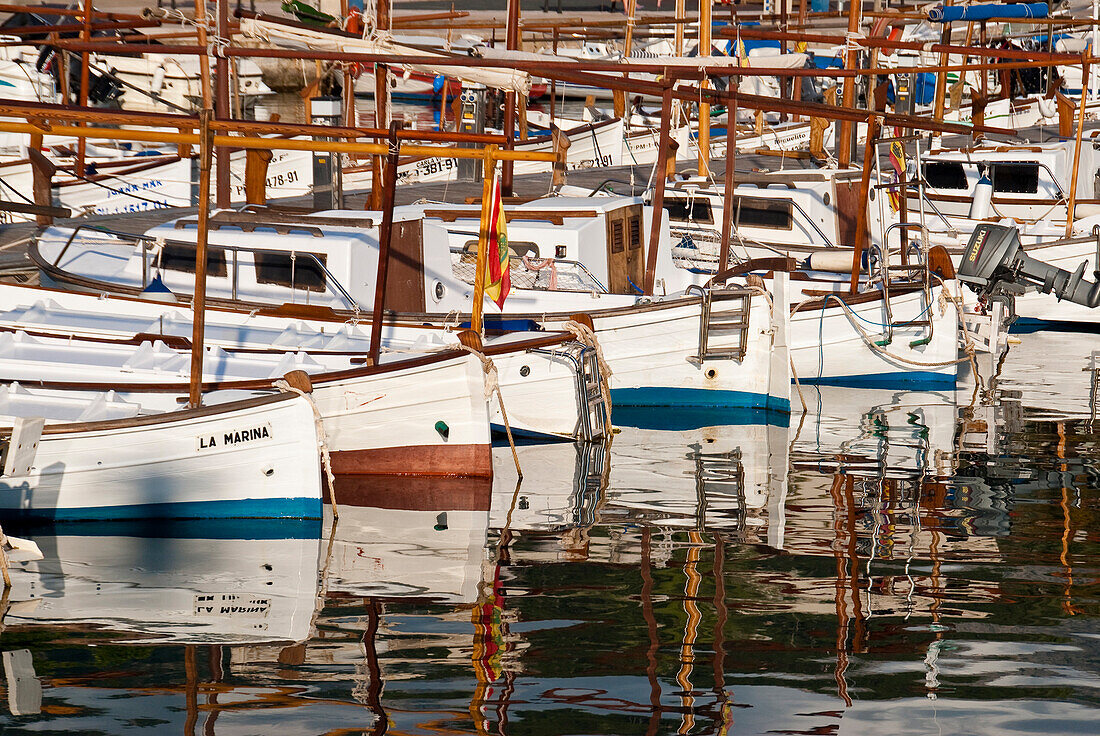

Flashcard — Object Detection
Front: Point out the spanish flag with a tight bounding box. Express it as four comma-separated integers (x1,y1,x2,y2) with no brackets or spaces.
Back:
888,130,906,212
484,172,511,309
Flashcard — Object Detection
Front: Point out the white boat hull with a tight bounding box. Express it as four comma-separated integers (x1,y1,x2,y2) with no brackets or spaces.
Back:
0,394,323,520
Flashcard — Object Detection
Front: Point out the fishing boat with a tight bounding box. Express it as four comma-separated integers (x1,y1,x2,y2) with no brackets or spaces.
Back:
32,200,791,413
0,389,324,520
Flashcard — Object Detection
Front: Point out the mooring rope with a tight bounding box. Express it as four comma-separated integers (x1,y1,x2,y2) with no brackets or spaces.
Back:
273,380,339,519
456,344,523,479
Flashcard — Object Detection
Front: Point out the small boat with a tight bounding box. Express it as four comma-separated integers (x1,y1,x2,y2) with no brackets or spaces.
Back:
0,389,324,521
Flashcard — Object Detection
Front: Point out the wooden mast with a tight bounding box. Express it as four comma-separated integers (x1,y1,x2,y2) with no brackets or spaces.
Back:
1065,57,1091,239
644,84,674,295
368,123,403,365
188,0,216,408
471,145,499,336
215,0,231,208
718,85,737,276
501,0,520,197
849,113,879,294
371,0,391,210
698,0,712,177
837,0,863,168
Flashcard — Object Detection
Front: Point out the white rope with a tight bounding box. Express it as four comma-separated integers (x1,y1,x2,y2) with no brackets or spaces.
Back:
273,380,339,519
793,289,975,370
456,344,522,478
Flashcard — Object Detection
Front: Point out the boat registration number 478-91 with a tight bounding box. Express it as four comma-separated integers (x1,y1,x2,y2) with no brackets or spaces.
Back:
196,423,273,451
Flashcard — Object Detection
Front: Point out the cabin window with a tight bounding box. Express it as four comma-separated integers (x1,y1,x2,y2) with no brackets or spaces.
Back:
610,220,625,253
254,252,328,293
161,243,227,277
732,196,793,230
990,163,1040,194
924,161,968,190
629,215,642,250
664,197,714,223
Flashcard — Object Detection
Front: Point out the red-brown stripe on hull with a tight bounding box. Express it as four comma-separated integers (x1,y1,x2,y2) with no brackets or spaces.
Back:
324,473,493,511
330,443,493,478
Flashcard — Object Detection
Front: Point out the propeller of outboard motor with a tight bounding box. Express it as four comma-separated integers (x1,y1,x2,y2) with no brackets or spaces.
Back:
958,224,1100,313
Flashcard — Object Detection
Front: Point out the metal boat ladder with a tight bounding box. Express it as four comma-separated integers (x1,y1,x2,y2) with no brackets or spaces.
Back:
534,342,609,442
693,287,752,362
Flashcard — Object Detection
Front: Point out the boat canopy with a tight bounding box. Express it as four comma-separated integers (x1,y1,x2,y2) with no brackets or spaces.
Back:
239,18,532,95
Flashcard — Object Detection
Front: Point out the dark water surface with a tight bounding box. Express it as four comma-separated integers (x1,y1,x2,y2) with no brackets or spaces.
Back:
0,327,1098,735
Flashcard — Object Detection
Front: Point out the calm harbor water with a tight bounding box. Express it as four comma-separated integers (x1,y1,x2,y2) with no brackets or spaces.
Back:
0,327,1097,735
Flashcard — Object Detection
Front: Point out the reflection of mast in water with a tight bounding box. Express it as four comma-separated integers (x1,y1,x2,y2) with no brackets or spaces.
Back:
675,531,705,735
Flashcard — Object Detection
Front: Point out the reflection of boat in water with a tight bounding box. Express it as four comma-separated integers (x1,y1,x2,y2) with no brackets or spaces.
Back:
793,386,960,477
3,520,323,645
600,414,790,548
325,440,610,603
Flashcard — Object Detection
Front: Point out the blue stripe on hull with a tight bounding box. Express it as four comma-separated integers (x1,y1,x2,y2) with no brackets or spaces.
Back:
1010,317,1100,334
611,387,791,414
798,371,956,389
613,405,791,431
491,423,572,443
0,497,322,522
0,518,323,539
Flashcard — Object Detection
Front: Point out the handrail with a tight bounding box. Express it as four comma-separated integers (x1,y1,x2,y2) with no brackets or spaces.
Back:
450,247,608,293
47,224,362,311
706,256,797,287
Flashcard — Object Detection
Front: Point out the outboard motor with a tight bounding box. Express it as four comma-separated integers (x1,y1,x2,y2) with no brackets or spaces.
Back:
958,224,1100,308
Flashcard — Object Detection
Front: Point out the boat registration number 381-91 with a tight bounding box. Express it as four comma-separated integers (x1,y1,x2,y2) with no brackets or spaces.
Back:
196,423,273,451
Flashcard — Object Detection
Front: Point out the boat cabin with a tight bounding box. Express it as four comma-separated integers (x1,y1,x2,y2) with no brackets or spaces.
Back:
919,137,1100,221
35,196,690,314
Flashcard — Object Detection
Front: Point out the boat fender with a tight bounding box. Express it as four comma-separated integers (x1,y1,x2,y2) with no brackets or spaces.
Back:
151,66,166,96
806,250,859,273
1037,95,1056,119
969,173,993,219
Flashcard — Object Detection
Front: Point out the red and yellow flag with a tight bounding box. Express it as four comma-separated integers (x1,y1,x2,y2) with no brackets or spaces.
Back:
484,172,511,309
888,128,906,212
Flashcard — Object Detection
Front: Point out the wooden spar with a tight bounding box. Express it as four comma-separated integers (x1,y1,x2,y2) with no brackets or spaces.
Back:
0,119,561,161
698,0,712,177
75,0,91,178
850,114,879,294
215,0,231,208
368,124,402,366
715,26,1080,63
718,86,737,277
49,39,1081,76
501,0,520,197
0,99,510,144
391,9,470,25
0,87,1013,142
644,84,674,296
471,146,498,336
837,0,862,168
1065,58,1091,239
